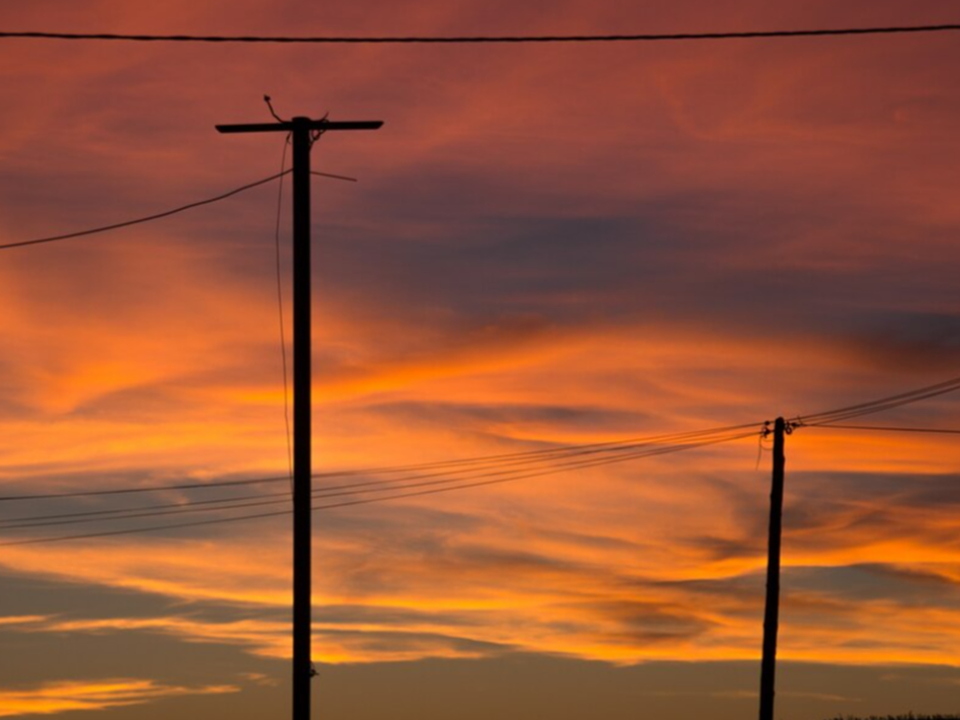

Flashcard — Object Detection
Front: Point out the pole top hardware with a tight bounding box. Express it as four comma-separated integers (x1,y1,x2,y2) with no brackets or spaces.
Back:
216,118,383,134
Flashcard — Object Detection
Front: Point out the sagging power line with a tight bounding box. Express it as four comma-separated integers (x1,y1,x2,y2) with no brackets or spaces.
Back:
0,428,757,547
0,421,763,501
0,169,354,251
0,426,760,531
1,24,960,45
804,424,960,435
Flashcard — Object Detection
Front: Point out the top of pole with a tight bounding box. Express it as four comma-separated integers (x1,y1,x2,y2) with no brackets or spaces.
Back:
216,117,383,134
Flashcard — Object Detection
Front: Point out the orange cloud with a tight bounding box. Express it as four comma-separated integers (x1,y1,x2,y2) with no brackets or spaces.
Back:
0,679,237,718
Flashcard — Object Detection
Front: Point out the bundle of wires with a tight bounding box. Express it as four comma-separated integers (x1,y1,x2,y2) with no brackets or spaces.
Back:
0,422,759,547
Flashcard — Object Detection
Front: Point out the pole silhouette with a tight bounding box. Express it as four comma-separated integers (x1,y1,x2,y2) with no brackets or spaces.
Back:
759,417,786,720
216,114,382,720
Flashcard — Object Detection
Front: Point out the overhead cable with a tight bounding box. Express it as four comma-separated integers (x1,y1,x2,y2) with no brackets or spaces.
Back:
795,375,960,427
0,25,959,44
0,430,756,547
0,422,762,502
0,170,352,252
0,428,759,531
0,172,288,251
802,423,960,435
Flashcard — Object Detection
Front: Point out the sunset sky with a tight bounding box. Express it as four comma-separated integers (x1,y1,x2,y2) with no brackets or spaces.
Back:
3,1,960,719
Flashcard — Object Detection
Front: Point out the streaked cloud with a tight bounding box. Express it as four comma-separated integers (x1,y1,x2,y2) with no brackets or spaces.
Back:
0,679,237,718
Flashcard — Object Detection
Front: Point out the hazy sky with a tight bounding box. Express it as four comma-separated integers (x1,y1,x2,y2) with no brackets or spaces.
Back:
2,1,960,718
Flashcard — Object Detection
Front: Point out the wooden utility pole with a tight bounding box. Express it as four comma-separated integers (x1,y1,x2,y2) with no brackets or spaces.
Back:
216,115,383,720
759,416,786,720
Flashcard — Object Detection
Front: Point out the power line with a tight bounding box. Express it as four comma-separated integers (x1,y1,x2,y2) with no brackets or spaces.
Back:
0,421,761,502
0,426,761,525
0,170,352,252
273,134,294,491
0,172,288,251
0,474,297,501
1,25,959,45
309,431,759,512
794,375,960,427
0,488,294,527
802,423,960,435
0,427,758,531
0,430,757,547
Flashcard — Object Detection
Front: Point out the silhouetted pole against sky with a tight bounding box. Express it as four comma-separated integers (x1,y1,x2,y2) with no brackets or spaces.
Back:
759,417,787,720
215,115,383,720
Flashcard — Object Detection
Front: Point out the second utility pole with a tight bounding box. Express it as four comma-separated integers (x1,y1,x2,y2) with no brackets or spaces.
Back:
216,115,383,720
759,417,787,720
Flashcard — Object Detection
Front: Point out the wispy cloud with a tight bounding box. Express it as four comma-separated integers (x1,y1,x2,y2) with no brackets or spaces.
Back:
0,679,237,718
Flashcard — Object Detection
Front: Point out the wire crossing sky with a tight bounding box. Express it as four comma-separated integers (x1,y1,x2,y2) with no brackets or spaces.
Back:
1,24,960,44
0,430,761,546
0,169,357,251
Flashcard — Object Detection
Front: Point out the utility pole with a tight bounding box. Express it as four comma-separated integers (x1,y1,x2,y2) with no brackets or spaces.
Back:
759,416,787,720
216,115,383,720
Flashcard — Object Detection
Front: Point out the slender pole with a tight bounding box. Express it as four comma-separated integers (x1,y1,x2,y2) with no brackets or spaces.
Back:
759,417,786,720
291,117,313,720
215,114,382,720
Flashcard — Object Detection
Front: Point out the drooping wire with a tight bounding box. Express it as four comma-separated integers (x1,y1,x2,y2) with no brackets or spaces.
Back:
0,425,763,524
1,25,959,44
0,421,763,502
0,172,290,251
273,133,294,493
0,430,758,547
794,375,960,427
0,427,760,531
0,170,354,253
802,424,960,435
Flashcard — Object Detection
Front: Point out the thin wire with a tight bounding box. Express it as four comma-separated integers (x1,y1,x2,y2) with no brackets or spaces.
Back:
274,134,294,492
1,25,959,44
0,426,761,526
802,424,960,435
0,169,356,253
309,431,759,512
806,387,960,425
755,431,771,471
0,428,759,530
0,172,290,251
0,431,756,547
793,376,960,426
0,488,295,527
312,170,357,183
345,421,763,474
0,422,761,502
0,474,301,501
